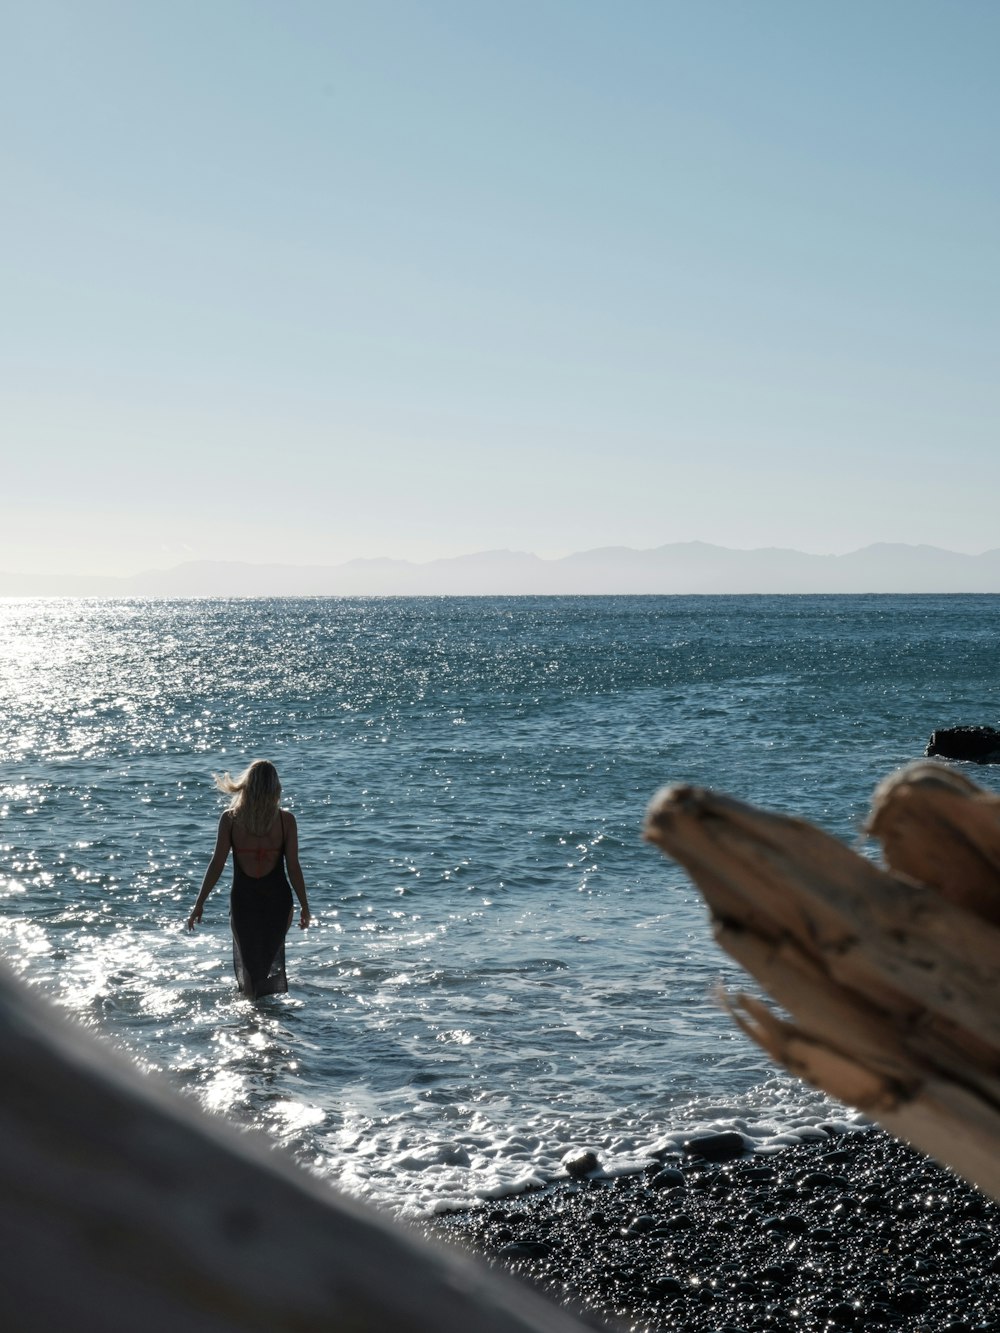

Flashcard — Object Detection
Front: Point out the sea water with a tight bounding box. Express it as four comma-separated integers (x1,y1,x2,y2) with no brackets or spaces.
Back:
1,595,998,1216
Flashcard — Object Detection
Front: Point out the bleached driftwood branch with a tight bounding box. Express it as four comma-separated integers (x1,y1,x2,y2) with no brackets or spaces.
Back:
0,962,590,1333
644,760,1000,1200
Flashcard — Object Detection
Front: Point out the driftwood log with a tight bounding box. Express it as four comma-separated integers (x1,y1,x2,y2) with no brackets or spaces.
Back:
644,760,1000,1202
0,962,590,1333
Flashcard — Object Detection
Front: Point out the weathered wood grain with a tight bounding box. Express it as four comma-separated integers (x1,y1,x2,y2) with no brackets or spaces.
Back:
867,760,1000,922
644,760,1000,1201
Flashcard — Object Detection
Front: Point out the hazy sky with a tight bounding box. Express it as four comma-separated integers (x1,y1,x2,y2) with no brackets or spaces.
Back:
4,1,998,575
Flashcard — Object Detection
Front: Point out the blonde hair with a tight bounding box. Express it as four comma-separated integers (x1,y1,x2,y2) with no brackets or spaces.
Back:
214,760,282,836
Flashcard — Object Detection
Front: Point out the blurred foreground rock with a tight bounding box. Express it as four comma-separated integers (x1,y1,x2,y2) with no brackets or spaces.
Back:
644,759,1000,1202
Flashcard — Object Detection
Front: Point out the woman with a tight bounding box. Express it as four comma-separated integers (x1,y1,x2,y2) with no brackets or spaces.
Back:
187,760,311,999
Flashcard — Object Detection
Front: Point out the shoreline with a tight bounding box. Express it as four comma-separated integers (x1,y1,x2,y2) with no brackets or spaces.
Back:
427,1127,1000,1332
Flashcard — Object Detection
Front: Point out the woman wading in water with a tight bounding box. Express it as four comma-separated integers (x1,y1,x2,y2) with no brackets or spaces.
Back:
187,761,311,998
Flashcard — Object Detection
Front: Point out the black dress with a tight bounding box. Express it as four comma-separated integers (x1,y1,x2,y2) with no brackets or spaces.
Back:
230,812,293,999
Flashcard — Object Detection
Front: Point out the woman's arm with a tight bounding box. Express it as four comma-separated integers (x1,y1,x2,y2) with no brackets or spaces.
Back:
186,814,232,930
283,812,312,928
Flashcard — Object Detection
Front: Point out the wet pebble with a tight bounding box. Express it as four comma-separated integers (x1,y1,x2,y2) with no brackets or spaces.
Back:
762,1213,808,1235
563,1149,600,1179
650,1166,686,1190
684,1131,750,1162
496,1240,552,1262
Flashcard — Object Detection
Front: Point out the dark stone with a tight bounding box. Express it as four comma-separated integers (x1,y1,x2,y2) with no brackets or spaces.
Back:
805,1226,837,1247
926,725,1000,764
762,1213,809,1234
652,1276,684,1296
741,1167,777,1183
797,1171,837,1190
759,1265,792,1286
650,1166,686,1190
683,1131,750,1162
496,1240,552,1262
664,1212,697,1231
563,1150,600,1178
891,1288,929,1314
828,1302,859,1324
624,1214,658,1235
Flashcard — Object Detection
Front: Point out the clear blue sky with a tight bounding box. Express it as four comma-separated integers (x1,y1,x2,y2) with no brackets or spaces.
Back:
4,1,998,575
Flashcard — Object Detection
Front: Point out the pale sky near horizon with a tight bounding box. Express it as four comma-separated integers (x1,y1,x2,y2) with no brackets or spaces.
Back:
3,1,998,576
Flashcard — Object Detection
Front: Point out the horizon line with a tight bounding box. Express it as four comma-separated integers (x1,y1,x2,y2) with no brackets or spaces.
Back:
6,537,1000,584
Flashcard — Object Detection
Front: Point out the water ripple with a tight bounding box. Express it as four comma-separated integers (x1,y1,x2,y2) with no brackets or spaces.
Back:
2,595,999,1213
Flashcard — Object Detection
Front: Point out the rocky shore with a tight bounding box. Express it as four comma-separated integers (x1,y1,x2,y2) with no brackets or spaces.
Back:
428,1128,1000,1333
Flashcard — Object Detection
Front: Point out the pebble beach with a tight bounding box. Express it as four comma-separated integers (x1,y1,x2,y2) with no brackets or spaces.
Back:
429,1127,1000,1333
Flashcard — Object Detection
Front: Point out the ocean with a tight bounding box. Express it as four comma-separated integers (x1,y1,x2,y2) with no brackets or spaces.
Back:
1,594,998,1218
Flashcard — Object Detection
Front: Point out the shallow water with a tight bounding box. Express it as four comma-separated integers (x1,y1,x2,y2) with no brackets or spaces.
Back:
1,595,998,1214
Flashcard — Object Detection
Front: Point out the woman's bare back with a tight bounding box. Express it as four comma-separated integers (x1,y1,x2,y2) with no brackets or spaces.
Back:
229,811,285,880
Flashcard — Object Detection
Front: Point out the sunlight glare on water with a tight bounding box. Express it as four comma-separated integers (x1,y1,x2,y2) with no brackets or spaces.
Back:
1,595,999,1214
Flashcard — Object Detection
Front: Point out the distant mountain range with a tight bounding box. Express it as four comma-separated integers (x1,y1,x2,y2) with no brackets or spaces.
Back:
4,542,1000,597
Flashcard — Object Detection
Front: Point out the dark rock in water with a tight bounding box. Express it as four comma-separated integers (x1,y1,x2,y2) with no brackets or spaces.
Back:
650,1166,686,1190
623,1213,658,1235
562,1149,600,1178
926,725,1000,763
683,1131,749,1162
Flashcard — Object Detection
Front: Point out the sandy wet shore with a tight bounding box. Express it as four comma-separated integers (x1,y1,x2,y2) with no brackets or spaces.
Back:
428,1128,1000,1333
